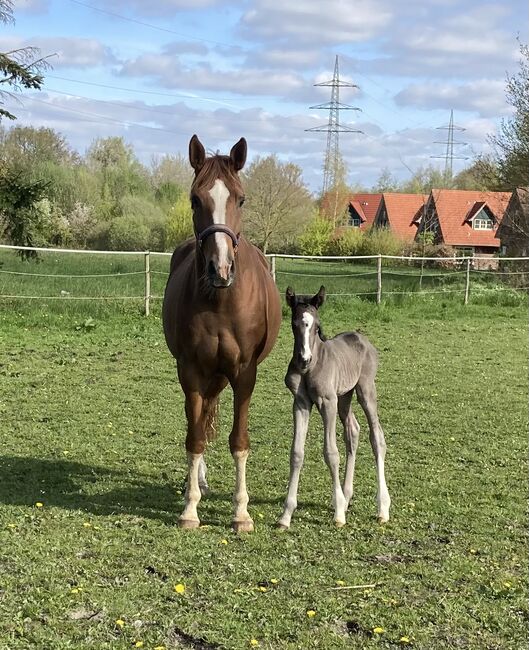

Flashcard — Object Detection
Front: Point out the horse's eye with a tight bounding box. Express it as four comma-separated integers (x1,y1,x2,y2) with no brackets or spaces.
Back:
239,196,245,207
191,195,200,210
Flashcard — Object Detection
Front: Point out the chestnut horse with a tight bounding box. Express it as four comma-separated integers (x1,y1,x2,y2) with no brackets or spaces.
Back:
162,135,281,532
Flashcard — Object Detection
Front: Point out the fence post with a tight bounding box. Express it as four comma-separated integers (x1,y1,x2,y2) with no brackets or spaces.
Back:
270,254,276,283
464,257,470,305
144,251,151,316
376,254,382,305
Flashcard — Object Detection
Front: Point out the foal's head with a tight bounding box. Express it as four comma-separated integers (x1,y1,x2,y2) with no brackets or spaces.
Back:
286,286,326,370
189,135,247,289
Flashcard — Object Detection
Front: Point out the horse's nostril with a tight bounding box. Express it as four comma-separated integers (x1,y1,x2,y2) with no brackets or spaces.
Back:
207,260,216,276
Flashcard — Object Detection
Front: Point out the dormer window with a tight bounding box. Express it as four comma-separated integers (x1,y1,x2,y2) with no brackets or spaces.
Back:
473,217,494,230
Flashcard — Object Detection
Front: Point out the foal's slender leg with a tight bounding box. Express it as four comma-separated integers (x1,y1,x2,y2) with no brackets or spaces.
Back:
338,392,360,509
277,394,312,529
179,389,206,528
229,362,257,533
356,380,391,522
319,396,348,527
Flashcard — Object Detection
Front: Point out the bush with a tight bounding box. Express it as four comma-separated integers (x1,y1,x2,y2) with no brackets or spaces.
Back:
106,195,166,251
359,228,405,257
299,217,333,256
165,194,194,250
327,227,364,256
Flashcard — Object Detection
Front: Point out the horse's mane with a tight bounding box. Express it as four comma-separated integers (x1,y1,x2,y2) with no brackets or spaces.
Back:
191,155,243,193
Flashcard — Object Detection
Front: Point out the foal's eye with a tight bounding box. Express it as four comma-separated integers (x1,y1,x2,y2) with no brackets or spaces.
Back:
239,196,245,207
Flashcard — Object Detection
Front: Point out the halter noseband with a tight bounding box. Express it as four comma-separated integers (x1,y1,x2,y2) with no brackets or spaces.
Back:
196,224,240,252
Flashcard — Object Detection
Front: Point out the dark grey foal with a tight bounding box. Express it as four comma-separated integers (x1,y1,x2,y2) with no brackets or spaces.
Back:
277,286,391,529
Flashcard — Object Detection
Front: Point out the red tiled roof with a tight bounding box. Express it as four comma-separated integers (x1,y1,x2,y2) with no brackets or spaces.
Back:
349,200,367,222
349,193,382,228
382,193,428,242
430,189,512,248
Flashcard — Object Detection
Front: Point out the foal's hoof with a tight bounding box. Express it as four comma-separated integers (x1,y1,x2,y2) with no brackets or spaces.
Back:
232,520,254,534
335,520,346,528
377,516,389,524
276,522,289,531
179,518,200,530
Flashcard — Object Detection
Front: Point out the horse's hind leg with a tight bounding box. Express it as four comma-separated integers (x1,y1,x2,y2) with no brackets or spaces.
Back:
229,362,257,533
338,392,360,510
356,379,391,523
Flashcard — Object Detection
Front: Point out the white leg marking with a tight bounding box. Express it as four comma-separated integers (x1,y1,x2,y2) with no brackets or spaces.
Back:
232,450,253,529
342,412,360,508
180,452,203,525
198,456,209,496
278,398,311,529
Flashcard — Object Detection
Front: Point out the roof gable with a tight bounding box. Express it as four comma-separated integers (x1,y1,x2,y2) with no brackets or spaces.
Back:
381,193,428,241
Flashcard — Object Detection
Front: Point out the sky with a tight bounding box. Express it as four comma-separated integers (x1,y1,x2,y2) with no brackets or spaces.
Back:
2,0,527,191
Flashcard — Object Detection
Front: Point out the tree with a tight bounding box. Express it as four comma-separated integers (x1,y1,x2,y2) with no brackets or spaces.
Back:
490,42,529,190
0,1,50,121
150,153,193,204
0,125,77,167
400,164,446,193
452,156,501,191
371,167,399,192
243,155,314,254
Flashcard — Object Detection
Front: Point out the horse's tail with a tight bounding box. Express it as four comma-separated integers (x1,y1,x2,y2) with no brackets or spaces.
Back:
203,396,220,442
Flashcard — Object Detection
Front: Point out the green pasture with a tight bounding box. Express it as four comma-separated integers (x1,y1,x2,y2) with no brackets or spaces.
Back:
0,287,527,648
0,249,526,320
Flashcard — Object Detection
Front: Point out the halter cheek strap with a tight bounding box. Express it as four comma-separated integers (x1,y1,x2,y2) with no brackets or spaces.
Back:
196,225,240,252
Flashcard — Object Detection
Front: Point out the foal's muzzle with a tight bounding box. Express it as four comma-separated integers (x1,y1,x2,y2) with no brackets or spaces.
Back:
297,353,311,370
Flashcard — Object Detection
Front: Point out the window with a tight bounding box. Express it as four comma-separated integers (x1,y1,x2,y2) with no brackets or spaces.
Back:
473,217,493,230
350,216,361,227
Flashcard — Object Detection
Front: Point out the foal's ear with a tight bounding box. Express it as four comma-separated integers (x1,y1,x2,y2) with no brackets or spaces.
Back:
230,137,247,172
189,134,206,172
310,285,326,308
285,286,296,308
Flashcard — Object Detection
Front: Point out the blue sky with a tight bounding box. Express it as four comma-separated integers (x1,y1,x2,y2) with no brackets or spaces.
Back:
2,0,527,190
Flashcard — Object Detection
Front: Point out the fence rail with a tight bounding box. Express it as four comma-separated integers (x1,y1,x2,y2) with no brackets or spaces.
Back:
0,244,527,314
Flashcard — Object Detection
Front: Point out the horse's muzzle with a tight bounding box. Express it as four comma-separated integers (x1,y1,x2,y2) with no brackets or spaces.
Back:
208,260,235,288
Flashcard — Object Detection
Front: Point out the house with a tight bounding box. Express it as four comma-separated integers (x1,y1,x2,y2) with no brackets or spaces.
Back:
496,188,529,257
373,193,428,242
346,193,382,230
416,189,512,268
320,192,382,230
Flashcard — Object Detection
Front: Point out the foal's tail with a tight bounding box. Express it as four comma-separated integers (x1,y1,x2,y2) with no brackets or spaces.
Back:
203,396,220,442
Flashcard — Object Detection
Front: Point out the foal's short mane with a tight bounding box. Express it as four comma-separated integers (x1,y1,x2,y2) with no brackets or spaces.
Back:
191,155,243,193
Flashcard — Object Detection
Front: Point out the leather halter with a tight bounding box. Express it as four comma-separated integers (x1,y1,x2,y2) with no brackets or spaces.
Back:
196,224,240,252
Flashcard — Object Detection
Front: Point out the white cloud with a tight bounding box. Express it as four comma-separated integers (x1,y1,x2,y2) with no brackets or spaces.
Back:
103,0,220,14
0,36,117,68
13,0,49,13
240,0,392,45
394,80,510,118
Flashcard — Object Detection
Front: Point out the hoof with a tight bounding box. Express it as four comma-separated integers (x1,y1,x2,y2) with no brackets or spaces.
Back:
232,520,254,534
377,516,389,524
335,520,346,528
179,518,200,529
276,522,290,531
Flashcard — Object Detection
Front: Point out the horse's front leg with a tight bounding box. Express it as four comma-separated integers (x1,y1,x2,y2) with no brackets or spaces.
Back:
277,393,312,530
319,396,348,527
229,361,257,533
179,388,206,529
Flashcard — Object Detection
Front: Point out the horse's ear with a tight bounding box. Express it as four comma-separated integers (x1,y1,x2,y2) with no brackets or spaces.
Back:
285,286,296,308
230,137,247,172
311,285,326,308
189,134,206,172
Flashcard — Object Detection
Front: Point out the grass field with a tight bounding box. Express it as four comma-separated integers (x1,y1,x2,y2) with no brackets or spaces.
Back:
0,262,528,648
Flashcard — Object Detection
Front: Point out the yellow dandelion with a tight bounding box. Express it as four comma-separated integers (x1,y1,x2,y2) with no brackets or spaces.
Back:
335,580,346,586
257,513,264,519
62,450,70,455
373,627,385,635
174,583,186,594
115,619,125,628
400,636,411,645
7,523,16,528
83,522,91,527
234,588,243,593
503,581,512,588
306,610,316,618
134,642,144,648
128,430,134,435
270,578,279,584
250,640,260,647
35,502,44,508
220,539,228,545
258,586,268,592
70,588,80,594
469,548,478,554
154,647,166,650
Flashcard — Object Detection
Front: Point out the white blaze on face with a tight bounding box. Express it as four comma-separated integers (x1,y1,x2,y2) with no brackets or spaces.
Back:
208,178,231,267
301,311,314,362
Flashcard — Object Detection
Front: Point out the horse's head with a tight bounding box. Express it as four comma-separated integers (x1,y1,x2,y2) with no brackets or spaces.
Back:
285,285,326,371
189,134,247,289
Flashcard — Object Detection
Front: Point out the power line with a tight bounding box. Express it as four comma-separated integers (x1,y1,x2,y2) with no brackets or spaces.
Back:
67,0,244,50
431,109,468,180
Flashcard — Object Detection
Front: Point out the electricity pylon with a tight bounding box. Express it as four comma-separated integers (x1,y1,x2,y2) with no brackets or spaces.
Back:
306,55,362,195
431,109,468,182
